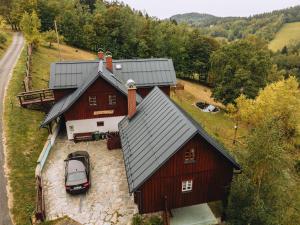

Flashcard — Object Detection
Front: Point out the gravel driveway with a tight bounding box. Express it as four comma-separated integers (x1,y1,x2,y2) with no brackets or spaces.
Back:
43,134,137,225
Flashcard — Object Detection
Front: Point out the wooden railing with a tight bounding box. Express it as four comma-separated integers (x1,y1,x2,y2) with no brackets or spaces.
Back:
17,89,54,107
35,176,46,222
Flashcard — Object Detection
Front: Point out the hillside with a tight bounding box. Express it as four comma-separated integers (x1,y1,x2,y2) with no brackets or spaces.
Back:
269,22,300,51
171,13,238,27
171,6,300,41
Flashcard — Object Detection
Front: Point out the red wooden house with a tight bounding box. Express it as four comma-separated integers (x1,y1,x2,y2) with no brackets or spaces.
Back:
119,86,241,214
41,51,176,140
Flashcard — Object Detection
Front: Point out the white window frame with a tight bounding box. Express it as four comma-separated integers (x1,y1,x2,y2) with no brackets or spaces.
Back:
182,180,193,192
184,148,195,163
108,95,117,105
89,96,97,106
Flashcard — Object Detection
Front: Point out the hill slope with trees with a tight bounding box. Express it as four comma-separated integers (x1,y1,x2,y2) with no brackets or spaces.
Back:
171,6,300,41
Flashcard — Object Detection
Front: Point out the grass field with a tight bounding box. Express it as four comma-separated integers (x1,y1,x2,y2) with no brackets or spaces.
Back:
171,81,249,155
0,29,13,59
4,43,95,225
269,22,300,52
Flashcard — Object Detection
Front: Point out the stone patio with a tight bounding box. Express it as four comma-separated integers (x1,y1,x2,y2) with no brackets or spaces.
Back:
42,134,138,225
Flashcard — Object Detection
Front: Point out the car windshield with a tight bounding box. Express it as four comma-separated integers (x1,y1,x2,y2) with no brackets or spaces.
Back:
67,171,86,182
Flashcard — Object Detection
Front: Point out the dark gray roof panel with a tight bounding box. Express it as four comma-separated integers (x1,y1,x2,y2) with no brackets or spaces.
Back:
49,61,98,89
119,87,241,193
49,59,176,89
112,59,176,87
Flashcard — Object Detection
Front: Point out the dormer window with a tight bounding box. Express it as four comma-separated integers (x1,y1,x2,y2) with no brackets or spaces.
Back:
89,96,97,106
184,148,195,163
115,64,122,70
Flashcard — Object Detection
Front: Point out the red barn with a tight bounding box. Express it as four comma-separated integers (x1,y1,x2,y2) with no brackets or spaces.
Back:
41,52,176,140
119,86,241,214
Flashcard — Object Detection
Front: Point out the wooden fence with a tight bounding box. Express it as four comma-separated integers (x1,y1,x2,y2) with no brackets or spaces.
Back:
23,44,33,92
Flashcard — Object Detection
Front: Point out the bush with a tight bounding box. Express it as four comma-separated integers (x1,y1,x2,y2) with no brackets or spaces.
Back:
147,215,163,225
132,214,163,225
295,160,300,174
132,214,143,225
0,32,7,46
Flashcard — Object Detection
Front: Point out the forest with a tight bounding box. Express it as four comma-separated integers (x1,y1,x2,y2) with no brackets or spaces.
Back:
0,1,299,225
171,6,300,41
1,0,300,102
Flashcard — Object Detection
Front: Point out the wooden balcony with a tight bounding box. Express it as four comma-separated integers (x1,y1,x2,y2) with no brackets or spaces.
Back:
17,89,55,107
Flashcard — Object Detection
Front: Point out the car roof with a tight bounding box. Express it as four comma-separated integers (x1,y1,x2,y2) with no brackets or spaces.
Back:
67,160,86,174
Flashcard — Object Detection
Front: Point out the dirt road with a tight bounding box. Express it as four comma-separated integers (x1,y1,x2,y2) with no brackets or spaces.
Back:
0,32,24,225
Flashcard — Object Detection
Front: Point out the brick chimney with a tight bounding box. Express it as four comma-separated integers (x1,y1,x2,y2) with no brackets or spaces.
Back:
126,79,136,119
97,48,104,60
105,51,113,72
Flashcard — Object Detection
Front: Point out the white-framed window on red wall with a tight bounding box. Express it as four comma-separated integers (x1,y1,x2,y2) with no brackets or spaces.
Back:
89,96,97,106
184,148,195,163
182,179,193,192
108,95,117,105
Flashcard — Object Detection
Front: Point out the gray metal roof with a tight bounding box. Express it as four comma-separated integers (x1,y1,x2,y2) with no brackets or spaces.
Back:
49,58,176,89
112,59,177,87
119,87,241,193
49,61,98,89
41,65,142,127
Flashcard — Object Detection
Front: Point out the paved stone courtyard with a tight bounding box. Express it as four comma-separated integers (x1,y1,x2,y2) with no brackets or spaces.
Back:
43,134,138,225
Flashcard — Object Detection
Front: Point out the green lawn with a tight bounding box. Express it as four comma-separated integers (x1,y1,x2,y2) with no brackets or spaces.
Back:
4,43,95,225
269,22,300,52
0,29,13,59
171,88,248,156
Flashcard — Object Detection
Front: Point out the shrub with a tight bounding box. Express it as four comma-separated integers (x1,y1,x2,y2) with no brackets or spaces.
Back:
132,214,163,225
147,215,163,225
132,214,143,225
0,32,7,47
295,160,300,174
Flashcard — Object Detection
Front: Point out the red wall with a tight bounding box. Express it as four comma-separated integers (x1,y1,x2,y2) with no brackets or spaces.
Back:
63,77,128,121
137,86,170,98
53,89,75,101
135,134,234,213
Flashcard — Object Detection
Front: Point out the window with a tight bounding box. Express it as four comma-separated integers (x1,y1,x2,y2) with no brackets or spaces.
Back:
97,121,104,127
89,96,97,106
182,180,193,192
184,148,195,163
109,95,117,105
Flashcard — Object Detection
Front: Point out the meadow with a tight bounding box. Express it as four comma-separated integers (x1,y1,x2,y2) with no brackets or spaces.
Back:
269,22,300,52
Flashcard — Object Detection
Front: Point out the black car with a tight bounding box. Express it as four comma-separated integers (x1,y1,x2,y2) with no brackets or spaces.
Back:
64,151,90,194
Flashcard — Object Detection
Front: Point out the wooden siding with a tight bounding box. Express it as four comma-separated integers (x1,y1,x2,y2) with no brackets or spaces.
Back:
137,86,170,98
53,89,75,101
64,77,128,121
135,134,234,214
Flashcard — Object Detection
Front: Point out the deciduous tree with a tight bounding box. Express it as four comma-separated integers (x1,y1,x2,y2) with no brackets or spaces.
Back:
210,38,272,104
20,10,41,48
